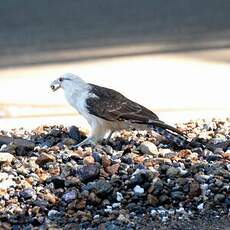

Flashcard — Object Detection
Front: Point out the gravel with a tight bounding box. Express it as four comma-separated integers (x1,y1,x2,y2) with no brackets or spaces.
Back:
0,119,229,229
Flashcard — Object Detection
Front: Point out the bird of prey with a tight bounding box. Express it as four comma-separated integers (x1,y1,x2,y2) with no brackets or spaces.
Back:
50,73,196,148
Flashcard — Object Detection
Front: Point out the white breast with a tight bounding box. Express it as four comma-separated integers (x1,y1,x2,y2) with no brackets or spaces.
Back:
64,89,96,127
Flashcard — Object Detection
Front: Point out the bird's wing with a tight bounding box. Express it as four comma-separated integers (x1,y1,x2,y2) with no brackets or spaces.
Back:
86,84,185,136
86,84,159,123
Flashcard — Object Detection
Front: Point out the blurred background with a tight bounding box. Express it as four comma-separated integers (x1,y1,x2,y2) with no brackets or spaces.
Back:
0,0,230,130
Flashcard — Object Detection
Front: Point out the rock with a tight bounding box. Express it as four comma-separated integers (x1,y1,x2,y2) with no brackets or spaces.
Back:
48,210,63,221
74,165,100,182
92,152,102,163
159,194,170,204
105,163,120,175
188,181,201,197
0,152,14,164
159,148,177,158
20,188,36,199
147,194,159,206
88,192,101,205
214,194,226,203
116,192,123,202
177,149,192,158
197,203,204,210
166,167,180,178
170,191,185,201
139,141,158,156
43,191,59,204
63,138,76,146
83,156,95,165
101,155,111,167
84,180,113,197
35,152,55,166
0,222,11,230
0,135,35,154
68,126,81,143
133,185,144,194
47,176,65,189
62,190,77,203
130,169,154,185
35,168,49,182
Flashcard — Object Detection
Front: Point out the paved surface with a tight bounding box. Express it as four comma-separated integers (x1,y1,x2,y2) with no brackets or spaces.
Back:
1,0,230,67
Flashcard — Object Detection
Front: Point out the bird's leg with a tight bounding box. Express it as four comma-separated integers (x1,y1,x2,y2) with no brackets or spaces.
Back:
71,136,96,149
105,130,114,144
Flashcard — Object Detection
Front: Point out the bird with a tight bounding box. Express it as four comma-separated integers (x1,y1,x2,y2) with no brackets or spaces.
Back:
50,73,199,149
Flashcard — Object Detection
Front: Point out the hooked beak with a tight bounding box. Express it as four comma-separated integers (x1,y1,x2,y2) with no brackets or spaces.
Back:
50,80,61,92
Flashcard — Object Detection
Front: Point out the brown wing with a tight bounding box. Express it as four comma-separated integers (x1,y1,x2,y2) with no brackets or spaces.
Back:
86,84,159,123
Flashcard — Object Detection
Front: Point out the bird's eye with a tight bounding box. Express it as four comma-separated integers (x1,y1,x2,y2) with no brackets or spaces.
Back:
59,77,64,82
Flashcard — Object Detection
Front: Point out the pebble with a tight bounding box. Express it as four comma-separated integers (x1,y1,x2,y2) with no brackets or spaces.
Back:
74,165,100,182
133,185,144,194
35,152,55,166
0,152,15,164
139,141,158,156
83,156,95,165
166,167,180,178
62,190,77,203
116,192,123,202
68,126,82,143
48,210,63,221
84,180,113,196
0,119,229,228
20,188,36,199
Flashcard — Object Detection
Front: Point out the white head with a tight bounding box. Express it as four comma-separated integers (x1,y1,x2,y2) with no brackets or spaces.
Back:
50,73,88,92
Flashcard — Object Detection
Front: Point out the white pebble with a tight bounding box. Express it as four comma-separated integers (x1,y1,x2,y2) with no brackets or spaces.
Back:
200,184,208,196
133,185,144,194
93,214,100,219
150,209,157,216
226,164,230,171
197,203,204,210
104,206,112,213
116,192,123,202
112,203,121,208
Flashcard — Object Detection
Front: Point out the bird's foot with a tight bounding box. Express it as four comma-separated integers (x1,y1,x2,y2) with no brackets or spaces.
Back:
70,137,96,149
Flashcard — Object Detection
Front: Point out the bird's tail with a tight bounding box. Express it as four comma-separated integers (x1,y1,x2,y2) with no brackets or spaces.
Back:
153,126,190,148
148,121,205,149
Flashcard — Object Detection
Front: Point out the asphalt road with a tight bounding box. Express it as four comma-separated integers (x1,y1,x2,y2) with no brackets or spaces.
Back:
1,0,230,67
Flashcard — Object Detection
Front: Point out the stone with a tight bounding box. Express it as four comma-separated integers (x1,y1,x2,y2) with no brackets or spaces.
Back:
35,152,55,166
147,194,159,206
84,180,113,197
43,192,59,204
62,190,77,203
48,210,63,221
166,167,180,178
83,156,95,165
0,152,14,164
133,185,144,194
170,191,185,201
139,141,158,156
105,163,120,175
116,192,123,202
92,152,102,163
20,188,36,199
101,155,111,167
130,169,154,185
35,168,49,182
214,194,226,203
47,176,65,189
12,138,35,155
74,165,100,182
197,203,204,210
68,126,82,143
